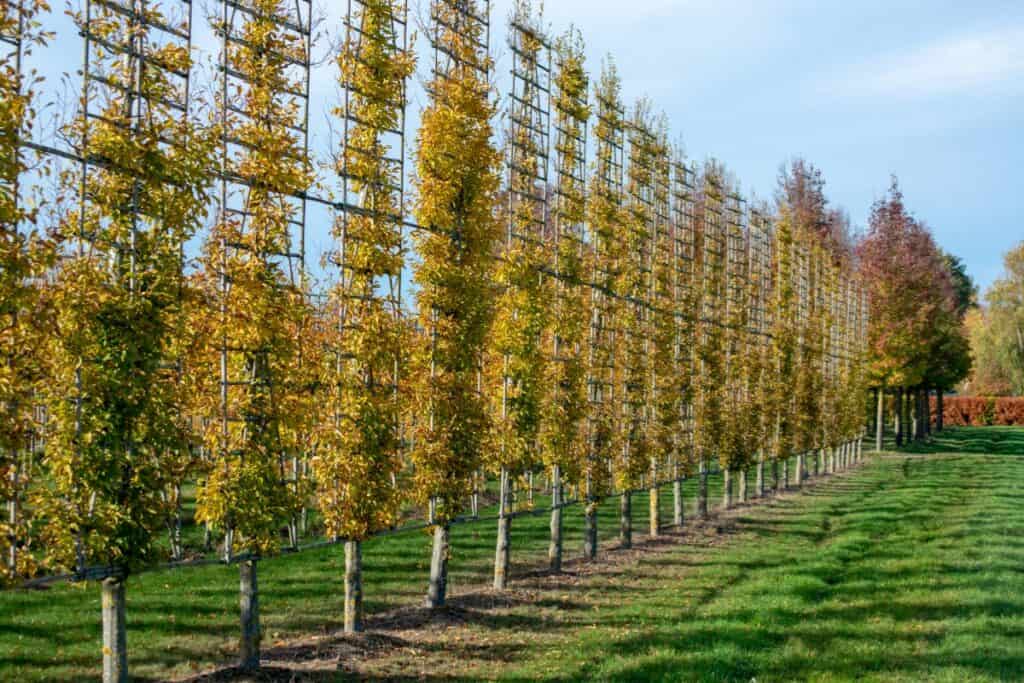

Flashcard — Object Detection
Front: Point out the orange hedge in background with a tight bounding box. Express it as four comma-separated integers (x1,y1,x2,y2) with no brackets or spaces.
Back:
931,396,1024,426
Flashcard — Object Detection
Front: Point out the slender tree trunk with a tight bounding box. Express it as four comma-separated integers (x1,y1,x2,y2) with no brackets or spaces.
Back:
739,468,748,502
239,559,260,671
936,390,944,431
894,387,904,447
620,492,632,548
7,469,17,574
722,468,732,509
102,576,127,683
910,389,920,440
426,524,449,608
796,453,805,487
672,465,683,526
875,388,884,451
344,540,363,632
583,502,598,560
756,455,765,497
782,458,789,488
698,459,709,518
772,459,780,492
924,390,932,435
494,468,511,590
649,478,660,538
549,464,563,572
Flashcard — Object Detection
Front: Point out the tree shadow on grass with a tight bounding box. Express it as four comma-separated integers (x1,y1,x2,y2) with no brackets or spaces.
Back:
897,426,1024,456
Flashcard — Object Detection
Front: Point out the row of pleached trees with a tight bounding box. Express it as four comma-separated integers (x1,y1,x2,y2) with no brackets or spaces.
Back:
2,0,869,679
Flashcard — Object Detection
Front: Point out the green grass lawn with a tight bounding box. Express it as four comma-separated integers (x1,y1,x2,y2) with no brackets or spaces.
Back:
0,457,755,681
4,429,1024,682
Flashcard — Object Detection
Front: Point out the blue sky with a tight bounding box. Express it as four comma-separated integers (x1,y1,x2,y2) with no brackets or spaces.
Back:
22,0,1023,293
505,0,1023,293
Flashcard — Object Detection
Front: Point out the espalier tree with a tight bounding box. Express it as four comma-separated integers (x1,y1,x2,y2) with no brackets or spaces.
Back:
37,2,214,679
719,189,756,506
410,0,501,609
582,60,625,560
616,100,656,548
313,0,415,633
767,202,798,490
488,1,550,591
540,26,590,572
693,162,727,517
193,0,313,669
648,125,678,537
669,156,700,516
747,206,774,496
0,0,50,585
793,238,824,478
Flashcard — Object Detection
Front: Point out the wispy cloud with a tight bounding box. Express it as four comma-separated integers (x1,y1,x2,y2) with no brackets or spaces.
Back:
828,25,1024,99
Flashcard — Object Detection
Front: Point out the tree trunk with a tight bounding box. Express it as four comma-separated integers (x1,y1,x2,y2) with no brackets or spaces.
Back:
894,387,904,447
924,390,931,435
649,477,660,538
722,468,732,509
796,453,805,487
782,458,789,488
344,540,363,632
426,524,449,608
936,390,944,431
875,388,884,451
549,465,563,572
672,469,683,526
239,559,260,671
619,492,632,548
739,468,748,502
913,390,920,437
756,456,765,497
102,576,127,683
772,459,780,492
494,468,511,590
698,460,709,518
583,502,598,560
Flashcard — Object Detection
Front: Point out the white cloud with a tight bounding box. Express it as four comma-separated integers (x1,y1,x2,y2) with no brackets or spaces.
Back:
830,25,1024,99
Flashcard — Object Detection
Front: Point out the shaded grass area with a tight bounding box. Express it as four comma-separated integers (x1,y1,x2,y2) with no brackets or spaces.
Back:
1,456,784,681
432,437,1024,682
895,425,1024,455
